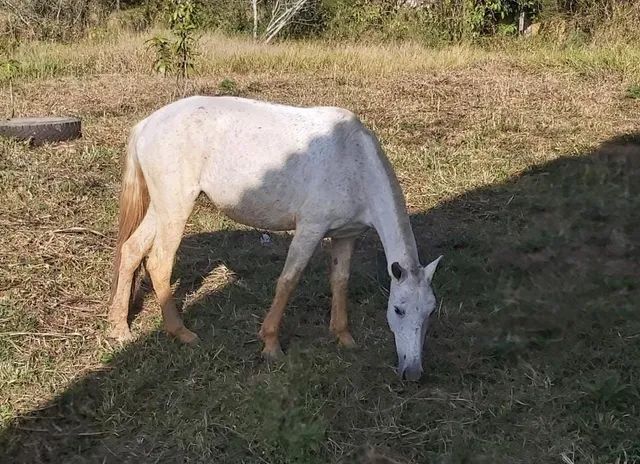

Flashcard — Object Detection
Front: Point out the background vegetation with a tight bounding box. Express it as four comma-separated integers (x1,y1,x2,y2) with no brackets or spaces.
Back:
0,0,639,463
2,0,640,44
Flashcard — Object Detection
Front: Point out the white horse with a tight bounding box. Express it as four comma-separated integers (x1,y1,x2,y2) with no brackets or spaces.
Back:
109,96,442,380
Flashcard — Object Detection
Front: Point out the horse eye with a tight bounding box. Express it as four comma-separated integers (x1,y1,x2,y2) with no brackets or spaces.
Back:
394,306,405,317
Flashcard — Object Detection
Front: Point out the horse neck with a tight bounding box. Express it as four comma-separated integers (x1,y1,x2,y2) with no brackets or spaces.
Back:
370,199,420,273
363,152,420,273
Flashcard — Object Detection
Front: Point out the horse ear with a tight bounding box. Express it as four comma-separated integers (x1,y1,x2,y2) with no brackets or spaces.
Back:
424,255,443,282
391,262,404,281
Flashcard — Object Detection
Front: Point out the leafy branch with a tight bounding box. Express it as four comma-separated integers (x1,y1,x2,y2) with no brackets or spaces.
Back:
146,0,199,93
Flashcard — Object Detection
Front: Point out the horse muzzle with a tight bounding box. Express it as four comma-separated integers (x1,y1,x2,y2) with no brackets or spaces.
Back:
398,360,423,381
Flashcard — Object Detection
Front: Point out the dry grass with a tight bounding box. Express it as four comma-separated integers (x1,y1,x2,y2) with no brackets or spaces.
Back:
0,34,639,463
4,30,485,81
5,30,640,85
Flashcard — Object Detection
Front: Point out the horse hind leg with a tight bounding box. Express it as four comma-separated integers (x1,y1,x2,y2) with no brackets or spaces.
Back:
145,210,199,344
108,211,156,341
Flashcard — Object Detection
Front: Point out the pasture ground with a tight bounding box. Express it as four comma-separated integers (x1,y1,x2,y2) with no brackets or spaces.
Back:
1,33,639,463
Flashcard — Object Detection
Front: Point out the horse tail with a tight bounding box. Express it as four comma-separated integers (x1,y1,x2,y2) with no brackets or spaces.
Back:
110,126,150,303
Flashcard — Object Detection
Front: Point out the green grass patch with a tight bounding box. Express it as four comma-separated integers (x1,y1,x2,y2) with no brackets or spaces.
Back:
626,83,640,99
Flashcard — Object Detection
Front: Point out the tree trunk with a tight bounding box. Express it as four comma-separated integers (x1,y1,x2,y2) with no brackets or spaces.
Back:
264,0,308,44
252,0,258,41
518,11,525,34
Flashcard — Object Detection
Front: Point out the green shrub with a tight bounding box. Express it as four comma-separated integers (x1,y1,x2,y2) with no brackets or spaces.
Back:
0,0,111,41
217,78,238,95
5,0,640,44
147,0,199,91
626,84,640,99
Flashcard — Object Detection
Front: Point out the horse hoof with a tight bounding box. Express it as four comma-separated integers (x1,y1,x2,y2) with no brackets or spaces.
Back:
261,344,284,361
337,331,356,349
175,327,200,345
108,324,133,342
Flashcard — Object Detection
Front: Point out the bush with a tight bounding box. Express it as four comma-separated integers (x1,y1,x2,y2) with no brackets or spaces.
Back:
3,0,640,44
0,0,111,41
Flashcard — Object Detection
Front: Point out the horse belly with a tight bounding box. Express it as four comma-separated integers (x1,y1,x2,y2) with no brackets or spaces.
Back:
201,170,302,231
217,197,298,231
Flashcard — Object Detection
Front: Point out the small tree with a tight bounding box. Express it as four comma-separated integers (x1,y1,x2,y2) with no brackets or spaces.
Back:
170,0,198,83
147,0,199,93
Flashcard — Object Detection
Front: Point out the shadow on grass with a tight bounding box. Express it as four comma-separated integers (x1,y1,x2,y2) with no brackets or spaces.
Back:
1,134,639,463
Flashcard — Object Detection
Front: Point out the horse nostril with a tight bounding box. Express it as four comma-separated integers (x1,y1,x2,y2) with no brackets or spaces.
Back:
402,366,422,382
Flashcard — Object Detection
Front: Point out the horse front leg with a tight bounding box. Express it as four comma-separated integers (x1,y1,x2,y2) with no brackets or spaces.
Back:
329,236,356,348
259,224,326,360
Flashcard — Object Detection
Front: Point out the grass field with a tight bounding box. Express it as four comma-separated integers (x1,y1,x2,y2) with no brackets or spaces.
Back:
1,32,639,463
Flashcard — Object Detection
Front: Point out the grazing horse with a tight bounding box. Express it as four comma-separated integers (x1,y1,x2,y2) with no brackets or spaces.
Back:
109,96,442,380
